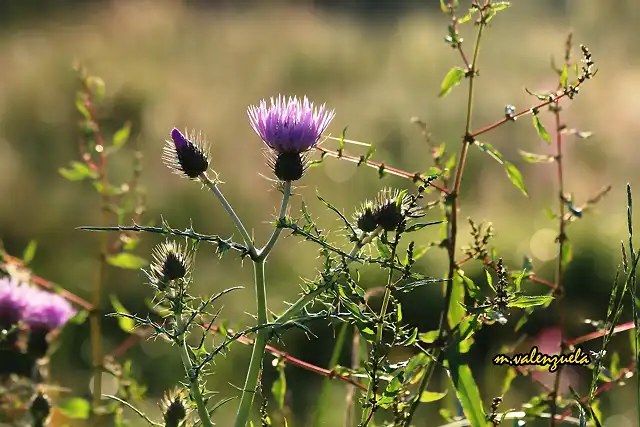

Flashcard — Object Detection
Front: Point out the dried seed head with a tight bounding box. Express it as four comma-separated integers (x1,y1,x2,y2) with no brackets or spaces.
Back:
163,128,209,179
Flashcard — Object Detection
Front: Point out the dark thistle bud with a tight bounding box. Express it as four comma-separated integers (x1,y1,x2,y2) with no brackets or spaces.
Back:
30,392,51,427
354,201,379,233
160,388,189,427
163,128,210,179
145,241,193,291
248,95,335,182
354,189,423,233
271,151,306,182
374,189,406,231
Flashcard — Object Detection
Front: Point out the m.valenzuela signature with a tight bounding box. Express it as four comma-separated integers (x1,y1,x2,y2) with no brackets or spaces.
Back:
492,346,591,372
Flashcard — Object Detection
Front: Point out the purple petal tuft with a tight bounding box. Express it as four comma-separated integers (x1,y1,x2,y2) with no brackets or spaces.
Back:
248,95,335,153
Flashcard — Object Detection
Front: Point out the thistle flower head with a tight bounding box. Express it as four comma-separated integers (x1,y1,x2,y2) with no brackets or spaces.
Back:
160,387,190,427
163,128,210,179
354,188,423,233
248,95,335,181
0,277,36,326
146,241,193,291
21,292,75,331
0,277,75,332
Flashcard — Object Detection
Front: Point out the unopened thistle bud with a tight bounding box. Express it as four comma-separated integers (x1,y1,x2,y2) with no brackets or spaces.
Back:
354,201,378,233
163,128,210,179
145,241,193,291
354,189,423,233
160,388,190,427
30,392,51,427
248,95,335,182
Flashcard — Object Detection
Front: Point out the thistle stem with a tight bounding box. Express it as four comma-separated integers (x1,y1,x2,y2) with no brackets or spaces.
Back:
234,182,291,427
200,173,257,258
233,259,268,427
176,315,214,427
259,181,292,260
361,233,398,425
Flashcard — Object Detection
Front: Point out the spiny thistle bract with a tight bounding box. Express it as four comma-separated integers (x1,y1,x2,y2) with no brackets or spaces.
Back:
144,241,193,292
248,95,335,181
354,188,423,232
163,128,210,179
160,387,190,427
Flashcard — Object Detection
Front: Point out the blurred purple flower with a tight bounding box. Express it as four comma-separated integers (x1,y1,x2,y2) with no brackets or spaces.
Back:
248,95,335,154
0,277,75,331
0,277,37,326
22,292,75,331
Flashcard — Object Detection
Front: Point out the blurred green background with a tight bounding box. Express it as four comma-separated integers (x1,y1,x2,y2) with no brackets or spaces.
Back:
1,0,640,425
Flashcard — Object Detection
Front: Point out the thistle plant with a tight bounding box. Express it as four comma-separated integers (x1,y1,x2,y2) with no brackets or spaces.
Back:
7,1,640,427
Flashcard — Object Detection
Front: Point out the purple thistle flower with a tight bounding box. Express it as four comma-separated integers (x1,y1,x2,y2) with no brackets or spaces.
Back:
162,128,210,179
0,277,75,332
21,291,75,331
0,277,38,327
248,95,335,181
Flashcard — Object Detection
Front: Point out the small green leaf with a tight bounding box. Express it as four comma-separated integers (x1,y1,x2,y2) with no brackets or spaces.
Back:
532,114,552,144
561,240,573,270
379,373,403,408
376,239,392,259
560,64,569,88
485,269,496,293
504,161,528,196
457,8,478,24
418,330,439,343
106,253,147,269
112,122,132,148
439,0,448,13
475,141,504,164
420,390,448,402
109,295,135,333
439,67,466,98
22,240,37,265
68,310,89,325
86,76,106,100
491,2,510,12
59,161,98,181
75,95,91,120
58,397,91,419
519,150,555,163
508,295,554,308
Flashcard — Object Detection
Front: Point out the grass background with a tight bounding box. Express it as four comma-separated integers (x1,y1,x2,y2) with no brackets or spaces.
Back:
1,0,640,425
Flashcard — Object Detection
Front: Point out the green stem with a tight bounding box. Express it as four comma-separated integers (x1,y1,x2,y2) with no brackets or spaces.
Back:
176,315,214,427
234,182,291,427
200,173,257,258
233,260,268,427
361,234,398,424
258,181,292,260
